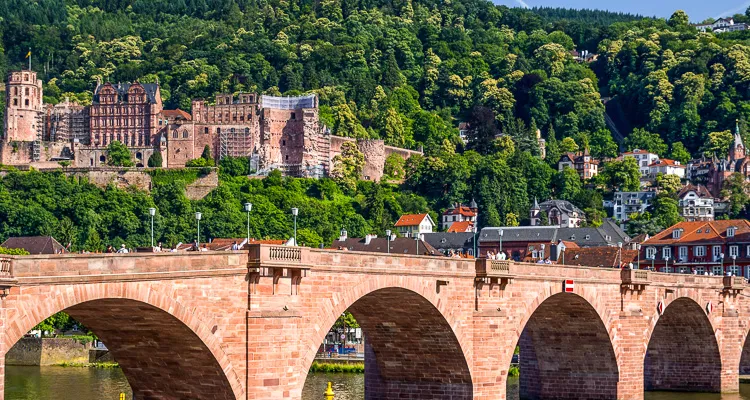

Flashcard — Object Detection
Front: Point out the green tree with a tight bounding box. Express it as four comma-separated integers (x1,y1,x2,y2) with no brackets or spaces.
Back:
652,196,683,228
589,129,618,159
669,142,691,165
668,10,689,28
655,173,682,195
383,154,406,180
559,137,579,153
721,173,750,217
505,212,520,227
601,158,641,191
201,145,212,161
555,167,582,201
624,129,667,155
106,141,134,167
331,142,365,192
219,156,250,177
702,130,733,158
148,152,163,168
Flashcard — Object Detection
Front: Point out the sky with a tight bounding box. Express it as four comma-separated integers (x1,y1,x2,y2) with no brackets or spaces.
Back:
493,0,750,22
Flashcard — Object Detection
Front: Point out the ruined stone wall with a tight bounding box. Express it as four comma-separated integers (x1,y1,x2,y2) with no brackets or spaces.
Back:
6,338,92,366
358,139,386,181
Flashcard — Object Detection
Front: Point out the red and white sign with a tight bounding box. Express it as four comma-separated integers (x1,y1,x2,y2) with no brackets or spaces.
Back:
706,302,713,315
657,301,664,315
563,280,575,293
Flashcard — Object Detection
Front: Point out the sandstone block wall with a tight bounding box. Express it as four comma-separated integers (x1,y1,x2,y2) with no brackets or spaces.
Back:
6,338,91,366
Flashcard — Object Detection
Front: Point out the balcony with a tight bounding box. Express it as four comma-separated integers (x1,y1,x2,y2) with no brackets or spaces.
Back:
247,245,313,271
476,259,513,284
724,275,745,292
621,268,649,290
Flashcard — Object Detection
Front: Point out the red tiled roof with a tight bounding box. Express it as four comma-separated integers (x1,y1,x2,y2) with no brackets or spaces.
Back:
644,220,750,245
161,109,192,121
648,158,685,168
678,183,712,199
395,213,430,227
561,247,638,268
447,221,474,233
443,206,476,217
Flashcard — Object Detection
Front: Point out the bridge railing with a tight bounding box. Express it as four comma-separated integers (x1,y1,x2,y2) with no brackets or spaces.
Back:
475,259,512,278
247,244,312,269
0,257,12,277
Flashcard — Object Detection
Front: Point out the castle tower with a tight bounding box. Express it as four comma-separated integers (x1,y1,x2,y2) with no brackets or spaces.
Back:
729,119,745,161
4,70,44,142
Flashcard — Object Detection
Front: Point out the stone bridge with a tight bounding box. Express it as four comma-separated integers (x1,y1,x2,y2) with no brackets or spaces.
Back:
0,245,748,400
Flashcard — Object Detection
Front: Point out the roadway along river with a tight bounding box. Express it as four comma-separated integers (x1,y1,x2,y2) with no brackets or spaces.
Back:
6,367,750,399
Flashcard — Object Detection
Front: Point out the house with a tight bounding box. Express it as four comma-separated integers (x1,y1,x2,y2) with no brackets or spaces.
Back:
558,149,598,179
331,234,439,256
648,158,685,179
458,122,470,144
423,232,476,257
530,199,586,227
394,213,436,239
687,157,712,184
620,149,660,178
478,220,629,261
442,201,478,232
640,220,750,276
678,184,715,222
609,191,656,223
1,236,66,254
560,246,638,268
694,17,748,33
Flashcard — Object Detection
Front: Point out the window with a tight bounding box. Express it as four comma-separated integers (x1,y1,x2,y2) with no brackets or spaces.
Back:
746,245,750,257
291,112,296,119
713,266,723,276
645,247,656,259
282,140,286,146
730,245,739,257
217,128,221,134
694,246,706,257
679,246,688,260
672,229,682,239
183,131,189,138
24,99,29,106
13,99,17,106
713,245,722,259
172,132,178,139
730,265,741,276
25,88,29,95
696,266,705,275
728,227,737,237
662,247,671,260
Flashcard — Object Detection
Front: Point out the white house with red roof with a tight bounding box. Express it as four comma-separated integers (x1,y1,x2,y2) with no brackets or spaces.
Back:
648,158,685,179
442,201,478,232
395,213,436,238
640,220,750,276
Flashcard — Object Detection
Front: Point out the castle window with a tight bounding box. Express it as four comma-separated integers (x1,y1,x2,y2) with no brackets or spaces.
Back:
172,132,178,139
286,155,289,161
13,99,17,106
183,131,188,138
24,74,28,81
204,127,209,134
25,99,29,106
100,155,106,163
13,87,16,95
217,128,221,134
25,88,29,95
136,152,142,160
245,128,250,134
282,140,286,146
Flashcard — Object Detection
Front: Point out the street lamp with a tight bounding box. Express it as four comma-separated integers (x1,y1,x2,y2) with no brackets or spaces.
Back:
415,235,420,255
290,207,299,246
148,207,156,248
721,252,725,275
665,255,670,273
195,211,202,248
245,203,253,244
560,242,567,264
637,244,642,270
385,230,391,254
499,229,504,254
617,242,623,268
540,244,546,262
732,254,737,275
472,225,478,258
650,255,655,271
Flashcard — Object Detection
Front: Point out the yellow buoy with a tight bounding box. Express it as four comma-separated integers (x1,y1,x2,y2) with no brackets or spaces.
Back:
324,381,335,399
119,394,125,400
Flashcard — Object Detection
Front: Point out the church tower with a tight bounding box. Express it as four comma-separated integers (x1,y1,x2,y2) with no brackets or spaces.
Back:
529,198,541,226
729,119,745,161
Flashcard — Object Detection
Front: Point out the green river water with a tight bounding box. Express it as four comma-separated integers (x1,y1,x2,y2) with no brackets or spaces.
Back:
5,366,750,400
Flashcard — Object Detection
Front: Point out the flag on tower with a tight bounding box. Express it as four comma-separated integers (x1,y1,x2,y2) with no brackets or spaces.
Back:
25,50,31,59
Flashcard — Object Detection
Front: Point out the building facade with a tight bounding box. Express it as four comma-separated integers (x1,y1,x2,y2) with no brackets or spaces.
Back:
610,191,656,222
640,220,750,277
707,123,750,197
442,201,478,232
678,184,715,222
530,199,586,227
648,158,685,179
557,150,598,179
621,149,660,178
395,214,436,238
1,71,420,179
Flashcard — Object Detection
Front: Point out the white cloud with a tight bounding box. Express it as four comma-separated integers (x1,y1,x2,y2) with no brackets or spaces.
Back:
715,1,750,19
515,0,530,9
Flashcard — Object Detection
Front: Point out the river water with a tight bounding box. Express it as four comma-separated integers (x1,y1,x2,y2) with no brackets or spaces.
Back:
6,366,750,399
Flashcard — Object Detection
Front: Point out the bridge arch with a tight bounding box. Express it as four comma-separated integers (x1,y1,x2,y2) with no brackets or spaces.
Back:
302,276,473,399
644,296,721,392
510,291,620,399
4,282,244,400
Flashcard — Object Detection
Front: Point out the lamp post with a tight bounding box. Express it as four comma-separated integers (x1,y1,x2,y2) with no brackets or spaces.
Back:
650,255,655,271
244,203,253,244
637,244,641,270
560,242,566,264
291,207,299,246
732,254,737,275
195,211,202,247
499,229,504,254
721,252,725,275
665,255,669,273
148,207,156,248
415,235,420,255
385,230,391,254
472,225,477,258
617,242,623,268
540,244,546,262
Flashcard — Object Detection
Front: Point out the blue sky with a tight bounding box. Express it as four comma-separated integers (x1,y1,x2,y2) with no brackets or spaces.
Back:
493,0,750,22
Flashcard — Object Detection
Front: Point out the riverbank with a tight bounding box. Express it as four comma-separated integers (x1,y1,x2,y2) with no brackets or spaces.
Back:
309,361,364,373
6,337,113,367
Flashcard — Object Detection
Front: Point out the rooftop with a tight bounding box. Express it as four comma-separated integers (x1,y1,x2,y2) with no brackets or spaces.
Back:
1,236,66,255
395,213,431,227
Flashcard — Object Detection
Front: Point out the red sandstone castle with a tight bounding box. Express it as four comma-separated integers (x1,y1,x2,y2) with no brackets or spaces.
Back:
1,70,419,180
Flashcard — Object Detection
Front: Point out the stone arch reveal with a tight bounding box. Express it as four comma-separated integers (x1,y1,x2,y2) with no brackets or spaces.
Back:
644,297,721,392
303,284,472,400
516,292,619,400
4,283,244,400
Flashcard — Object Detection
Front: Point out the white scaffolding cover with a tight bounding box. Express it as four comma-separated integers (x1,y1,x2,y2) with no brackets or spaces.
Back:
260,94,316,110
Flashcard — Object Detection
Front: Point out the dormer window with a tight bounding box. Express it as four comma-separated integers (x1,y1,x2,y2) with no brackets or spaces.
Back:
672,229,683,239
728,227,737,237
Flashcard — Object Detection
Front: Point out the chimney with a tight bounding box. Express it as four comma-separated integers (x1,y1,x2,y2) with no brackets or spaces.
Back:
339,228,348,242
364,234,377,245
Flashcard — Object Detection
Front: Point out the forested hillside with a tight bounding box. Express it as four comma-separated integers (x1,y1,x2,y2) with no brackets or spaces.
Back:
4,1,750,237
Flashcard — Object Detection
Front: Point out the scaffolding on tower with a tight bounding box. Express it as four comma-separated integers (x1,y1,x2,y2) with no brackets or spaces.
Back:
219,128,253,160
